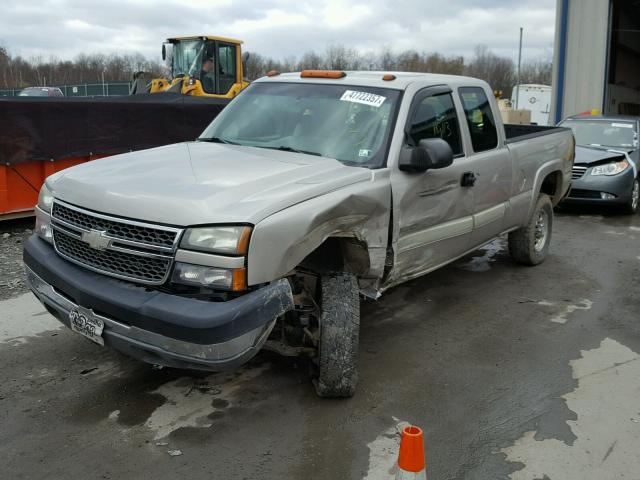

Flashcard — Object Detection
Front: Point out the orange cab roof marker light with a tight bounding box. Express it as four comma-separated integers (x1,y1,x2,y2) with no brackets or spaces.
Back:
382,74,396,81
266,70,280,77
300,70,346,79
396,425,427,479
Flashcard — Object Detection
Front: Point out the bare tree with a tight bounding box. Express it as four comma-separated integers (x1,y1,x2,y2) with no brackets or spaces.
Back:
0,43,550,95
464,45,516,95
298,51,323,70
378,47,396,71
520,58,553,86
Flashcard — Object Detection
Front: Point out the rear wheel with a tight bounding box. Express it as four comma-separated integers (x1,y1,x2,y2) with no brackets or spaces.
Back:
508,194,553,266
314,272,360,398
621,178,639,215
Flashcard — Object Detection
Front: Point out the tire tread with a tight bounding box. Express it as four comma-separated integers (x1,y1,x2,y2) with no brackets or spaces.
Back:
315,272,360,398
508,194,553,266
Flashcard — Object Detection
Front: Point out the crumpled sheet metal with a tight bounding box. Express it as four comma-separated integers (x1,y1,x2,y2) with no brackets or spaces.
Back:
248,169,391,293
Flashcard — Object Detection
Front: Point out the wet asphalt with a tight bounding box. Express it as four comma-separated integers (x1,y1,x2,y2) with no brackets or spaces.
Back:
1,206,639,480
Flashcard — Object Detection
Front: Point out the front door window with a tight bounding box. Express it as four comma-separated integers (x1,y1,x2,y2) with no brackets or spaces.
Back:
217,43,237,94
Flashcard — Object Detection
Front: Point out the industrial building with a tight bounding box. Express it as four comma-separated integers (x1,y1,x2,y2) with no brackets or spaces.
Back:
552,0,640,122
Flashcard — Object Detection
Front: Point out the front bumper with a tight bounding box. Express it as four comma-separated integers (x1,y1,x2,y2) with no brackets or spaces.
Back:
563,167,636,205
23,235,294,371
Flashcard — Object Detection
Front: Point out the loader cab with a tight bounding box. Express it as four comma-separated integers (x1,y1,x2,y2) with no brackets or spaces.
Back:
157,35,248,99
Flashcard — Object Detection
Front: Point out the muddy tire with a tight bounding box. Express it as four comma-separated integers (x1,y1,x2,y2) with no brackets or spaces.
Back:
508,194,553,266
621,178,639,215
314,272,360,398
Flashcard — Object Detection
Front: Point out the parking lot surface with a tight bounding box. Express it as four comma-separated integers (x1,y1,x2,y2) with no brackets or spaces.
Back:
1,208,639,479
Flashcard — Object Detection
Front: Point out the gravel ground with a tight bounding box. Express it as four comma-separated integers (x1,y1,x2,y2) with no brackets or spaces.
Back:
0,218,35,301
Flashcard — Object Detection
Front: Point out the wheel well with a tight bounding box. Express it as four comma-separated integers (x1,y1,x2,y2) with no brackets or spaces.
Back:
298,236,370,275
540,171,563,205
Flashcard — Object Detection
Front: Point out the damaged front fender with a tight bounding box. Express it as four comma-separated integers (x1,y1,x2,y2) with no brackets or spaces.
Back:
247,169,391,293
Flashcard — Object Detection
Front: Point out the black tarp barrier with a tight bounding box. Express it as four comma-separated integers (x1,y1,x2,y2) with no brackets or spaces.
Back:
0,94,230,165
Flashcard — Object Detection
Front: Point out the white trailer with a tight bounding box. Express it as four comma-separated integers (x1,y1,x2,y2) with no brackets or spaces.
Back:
512,84,552,126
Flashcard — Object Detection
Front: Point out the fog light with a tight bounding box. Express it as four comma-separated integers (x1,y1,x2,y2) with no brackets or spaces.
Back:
600,192,616,200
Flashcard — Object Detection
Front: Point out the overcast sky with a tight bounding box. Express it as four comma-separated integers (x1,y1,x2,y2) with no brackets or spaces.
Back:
0,0,557,62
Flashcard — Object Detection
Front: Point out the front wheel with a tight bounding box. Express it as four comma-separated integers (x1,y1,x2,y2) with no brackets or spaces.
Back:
314,272,360,398
508,194,553,266
621,178,639,215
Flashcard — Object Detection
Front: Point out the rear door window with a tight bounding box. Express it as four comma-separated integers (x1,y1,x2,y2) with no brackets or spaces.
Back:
407,92,463,156
459,87,498,152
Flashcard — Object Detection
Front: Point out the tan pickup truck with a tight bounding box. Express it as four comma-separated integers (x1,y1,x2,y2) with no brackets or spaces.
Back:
24,71,574,397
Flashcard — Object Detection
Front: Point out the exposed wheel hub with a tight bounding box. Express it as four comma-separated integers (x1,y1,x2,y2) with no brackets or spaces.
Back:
534,209,549,252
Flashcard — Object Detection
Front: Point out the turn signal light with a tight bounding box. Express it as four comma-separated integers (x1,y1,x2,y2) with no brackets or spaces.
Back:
300,70,346,79
232,268,247,292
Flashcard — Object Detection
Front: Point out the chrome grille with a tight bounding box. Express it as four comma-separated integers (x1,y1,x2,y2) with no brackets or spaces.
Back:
51,200,181,285
572,165,588,180
52,202,177,248
54,230,171,283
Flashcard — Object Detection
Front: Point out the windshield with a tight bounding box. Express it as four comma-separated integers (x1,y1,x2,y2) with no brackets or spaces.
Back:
560,119,638,150
198,82,401,168
171,39,205,78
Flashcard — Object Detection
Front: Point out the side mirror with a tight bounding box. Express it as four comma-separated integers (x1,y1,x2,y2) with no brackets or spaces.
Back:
399,138,454,173
162,44,166,61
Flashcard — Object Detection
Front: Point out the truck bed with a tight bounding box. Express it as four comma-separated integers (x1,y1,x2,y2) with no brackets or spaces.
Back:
504,124,570,143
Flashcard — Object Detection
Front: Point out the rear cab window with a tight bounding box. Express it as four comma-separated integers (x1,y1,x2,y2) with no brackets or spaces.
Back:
459,87,499,152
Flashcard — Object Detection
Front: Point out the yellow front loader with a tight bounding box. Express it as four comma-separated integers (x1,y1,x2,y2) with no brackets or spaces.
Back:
140,35,249,99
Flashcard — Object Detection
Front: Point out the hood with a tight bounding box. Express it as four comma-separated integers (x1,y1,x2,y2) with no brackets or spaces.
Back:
574,145,627,166
48,142,372,226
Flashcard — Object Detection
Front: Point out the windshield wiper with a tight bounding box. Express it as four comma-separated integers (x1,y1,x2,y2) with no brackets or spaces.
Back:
256,145,322,156
582,143,608,150
197,137,239,145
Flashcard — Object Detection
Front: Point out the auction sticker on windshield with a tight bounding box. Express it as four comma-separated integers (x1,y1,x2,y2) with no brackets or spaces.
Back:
340,90,386,107
69,307,104,346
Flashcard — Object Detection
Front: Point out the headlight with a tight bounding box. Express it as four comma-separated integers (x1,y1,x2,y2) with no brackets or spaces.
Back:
38,184,54,213
171,262,246,291
590,159,630,176
180,226,252,255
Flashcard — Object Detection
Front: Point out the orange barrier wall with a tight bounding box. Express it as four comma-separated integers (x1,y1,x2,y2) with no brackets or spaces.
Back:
0,155,107,219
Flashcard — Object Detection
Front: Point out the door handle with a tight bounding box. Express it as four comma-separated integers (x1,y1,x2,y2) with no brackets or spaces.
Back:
461,172,477,187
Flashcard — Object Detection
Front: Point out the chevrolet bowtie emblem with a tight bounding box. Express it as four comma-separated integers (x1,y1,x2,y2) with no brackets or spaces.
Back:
81,229,111,251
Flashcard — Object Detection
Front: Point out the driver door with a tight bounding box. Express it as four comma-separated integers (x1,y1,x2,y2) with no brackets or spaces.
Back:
390,86,475,281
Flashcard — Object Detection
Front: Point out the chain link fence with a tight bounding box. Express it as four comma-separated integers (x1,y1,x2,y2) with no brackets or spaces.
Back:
0,82,132,97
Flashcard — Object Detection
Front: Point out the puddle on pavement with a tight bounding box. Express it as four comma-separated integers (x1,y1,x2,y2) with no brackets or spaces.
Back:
536,299,593,324
502,338,640,479
58,358,276,445
149,365,269,440
457,239,506,272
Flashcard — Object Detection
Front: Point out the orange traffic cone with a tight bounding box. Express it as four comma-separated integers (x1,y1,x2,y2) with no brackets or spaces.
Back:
396,425,427,480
